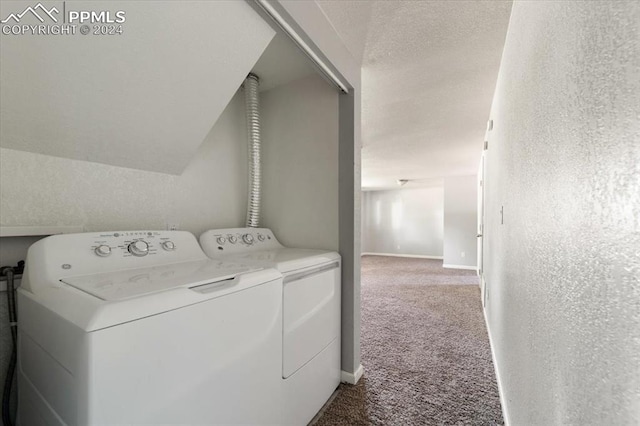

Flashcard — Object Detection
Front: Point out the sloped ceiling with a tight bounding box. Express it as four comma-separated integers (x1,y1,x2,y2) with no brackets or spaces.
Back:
317,0,513,189
0,1,275,174
251,32,317,93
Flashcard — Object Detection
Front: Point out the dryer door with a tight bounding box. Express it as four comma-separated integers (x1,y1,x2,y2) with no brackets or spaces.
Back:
282,261,341,378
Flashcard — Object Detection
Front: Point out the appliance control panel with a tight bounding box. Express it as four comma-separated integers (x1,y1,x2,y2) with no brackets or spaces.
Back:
200,228,283,256
27,230,209,280
89,231,178,259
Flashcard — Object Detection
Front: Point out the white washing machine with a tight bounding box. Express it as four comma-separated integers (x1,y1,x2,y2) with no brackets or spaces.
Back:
200,228,341,426
18,230,283,426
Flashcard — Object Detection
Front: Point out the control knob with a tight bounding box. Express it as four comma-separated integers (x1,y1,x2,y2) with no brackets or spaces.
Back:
257,234,265,242
128,240,149,257
228,235,237,244
216,236,226,245
161,241,175,251
95,245,111,257
242,234,254,245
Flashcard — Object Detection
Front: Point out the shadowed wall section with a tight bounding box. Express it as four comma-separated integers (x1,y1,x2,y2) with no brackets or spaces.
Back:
361,187,444,258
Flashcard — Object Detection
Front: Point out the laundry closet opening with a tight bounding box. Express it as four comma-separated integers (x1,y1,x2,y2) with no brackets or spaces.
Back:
0,2,348,423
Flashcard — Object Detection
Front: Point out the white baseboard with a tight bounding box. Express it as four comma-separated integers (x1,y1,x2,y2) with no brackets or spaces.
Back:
483,307,510,426
443,263,478,271
361,252,443,260
340,364,364,385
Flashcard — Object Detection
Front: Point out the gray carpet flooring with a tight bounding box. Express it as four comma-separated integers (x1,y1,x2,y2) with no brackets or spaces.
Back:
313,255,503,425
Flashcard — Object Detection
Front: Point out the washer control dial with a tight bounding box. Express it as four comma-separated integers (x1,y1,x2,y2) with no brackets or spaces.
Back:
128,240,149,257
257,234,265,242
95,245,112,257
228,235,237,244
242,234,254,245
161,241,175,251
216,236,226,245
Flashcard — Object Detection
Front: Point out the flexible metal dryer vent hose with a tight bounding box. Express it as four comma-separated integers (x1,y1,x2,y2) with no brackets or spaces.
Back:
244,73,261,228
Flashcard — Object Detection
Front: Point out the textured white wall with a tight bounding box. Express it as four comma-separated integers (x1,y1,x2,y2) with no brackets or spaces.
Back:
443,175,478,268
361,187,444,257
261,75,339,251
484,1,640,424
0,91,248,238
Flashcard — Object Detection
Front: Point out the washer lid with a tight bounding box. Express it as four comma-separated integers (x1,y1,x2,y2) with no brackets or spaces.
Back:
224,248,340,274
61,259,255,301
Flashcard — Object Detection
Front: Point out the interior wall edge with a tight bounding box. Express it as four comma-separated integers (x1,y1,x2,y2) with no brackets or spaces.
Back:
338,89,361,374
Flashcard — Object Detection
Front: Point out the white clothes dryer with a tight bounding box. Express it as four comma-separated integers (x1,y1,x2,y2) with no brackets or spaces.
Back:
200,227,341,426
18,230,283,426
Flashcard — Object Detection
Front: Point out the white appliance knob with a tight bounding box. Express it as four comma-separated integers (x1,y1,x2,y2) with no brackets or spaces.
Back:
95,245,111,257
216,236,226,245
257,234,265,242
161,241,175,251
128,241,149,257
228,236,237,244
242,234,254,245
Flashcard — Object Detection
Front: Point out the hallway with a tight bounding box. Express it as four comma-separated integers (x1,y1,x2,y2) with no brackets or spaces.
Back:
0,1,637,424
315,256,502,425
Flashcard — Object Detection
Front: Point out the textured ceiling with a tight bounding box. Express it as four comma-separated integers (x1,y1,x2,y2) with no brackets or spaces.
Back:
317,0,513,189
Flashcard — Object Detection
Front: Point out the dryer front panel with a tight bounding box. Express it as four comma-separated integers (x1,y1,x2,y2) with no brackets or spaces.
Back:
282,262,341,378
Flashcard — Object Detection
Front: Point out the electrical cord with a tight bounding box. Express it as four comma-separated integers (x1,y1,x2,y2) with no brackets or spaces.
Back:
1,261,22,426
